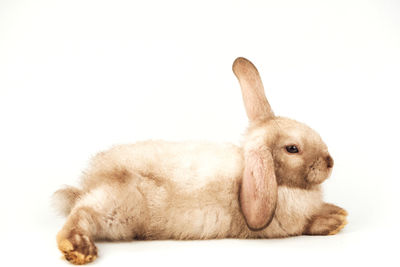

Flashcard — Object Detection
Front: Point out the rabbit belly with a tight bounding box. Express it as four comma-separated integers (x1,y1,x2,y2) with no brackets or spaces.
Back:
73,181,322,240
147,184,241,240
74,174,243,240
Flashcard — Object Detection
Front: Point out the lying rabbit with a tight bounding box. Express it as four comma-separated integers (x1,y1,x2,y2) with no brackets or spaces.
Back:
53,57,347,265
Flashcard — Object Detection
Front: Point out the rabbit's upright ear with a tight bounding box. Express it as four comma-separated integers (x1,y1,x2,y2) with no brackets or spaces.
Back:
233,57,277,230
232,57,274,122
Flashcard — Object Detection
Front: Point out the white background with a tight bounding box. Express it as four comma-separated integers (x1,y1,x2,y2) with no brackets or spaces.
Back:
1,0,399,266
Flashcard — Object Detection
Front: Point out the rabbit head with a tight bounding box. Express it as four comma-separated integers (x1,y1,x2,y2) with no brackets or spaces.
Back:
233,57,333,231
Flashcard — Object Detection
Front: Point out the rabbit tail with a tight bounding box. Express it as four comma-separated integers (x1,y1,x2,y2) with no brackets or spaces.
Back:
52,186,83,216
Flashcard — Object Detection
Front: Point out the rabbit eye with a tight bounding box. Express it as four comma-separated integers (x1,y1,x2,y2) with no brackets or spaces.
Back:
286,145,299,153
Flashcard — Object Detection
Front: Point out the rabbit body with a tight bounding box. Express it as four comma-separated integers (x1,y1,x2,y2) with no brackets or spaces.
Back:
54,58,347,265
58,140,322,241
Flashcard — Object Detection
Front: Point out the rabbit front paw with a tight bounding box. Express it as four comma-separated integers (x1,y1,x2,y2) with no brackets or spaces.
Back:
58,231,97,265
304,203,348,236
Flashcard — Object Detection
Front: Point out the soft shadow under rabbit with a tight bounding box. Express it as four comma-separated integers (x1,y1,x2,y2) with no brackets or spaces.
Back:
53,57,347,265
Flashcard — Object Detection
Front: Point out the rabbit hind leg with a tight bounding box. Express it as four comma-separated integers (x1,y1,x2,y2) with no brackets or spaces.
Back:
56,182,147,264
57,207,99,265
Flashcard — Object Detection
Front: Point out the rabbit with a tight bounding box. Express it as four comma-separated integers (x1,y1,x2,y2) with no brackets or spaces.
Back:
53,57,347,265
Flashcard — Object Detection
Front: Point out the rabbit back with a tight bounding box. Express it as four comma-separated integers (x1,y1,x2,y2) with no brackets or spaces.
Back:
81,140,244,191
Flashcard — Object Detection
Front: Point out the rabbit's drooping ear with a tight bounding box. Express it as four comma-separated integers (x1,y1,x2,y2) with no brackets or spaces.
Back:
233,57,277,230
240,148,277,230
232,57,274,121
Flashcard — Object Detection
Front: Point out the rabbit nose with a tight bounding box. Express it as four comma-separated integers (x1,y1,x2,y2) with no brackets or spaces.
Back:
325,155,334,168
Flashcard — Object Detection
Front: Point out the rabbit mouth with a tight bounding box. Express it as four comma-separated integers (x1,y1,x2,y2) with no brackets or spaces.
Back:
305,158,330,185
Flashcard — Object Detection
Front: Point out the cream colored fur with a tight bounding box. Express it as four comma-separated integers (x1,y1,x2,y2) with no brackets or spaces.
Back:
53,57,346,265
